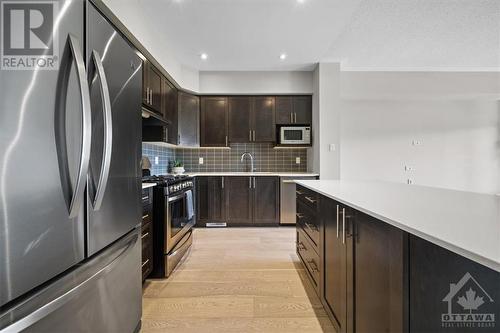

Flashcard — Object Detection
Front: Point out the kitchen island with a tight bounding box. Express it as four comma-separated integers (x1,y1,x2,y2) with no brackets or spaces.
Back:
294,179,500,333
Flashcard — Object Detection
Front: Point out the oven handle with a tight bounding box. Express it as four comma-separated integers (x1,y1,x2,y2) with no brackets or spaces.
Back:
168,192,187,203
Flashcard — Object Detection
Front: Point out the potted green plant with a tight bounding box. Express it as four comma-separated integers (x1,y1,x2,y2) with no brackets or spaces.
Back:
172,160,185,174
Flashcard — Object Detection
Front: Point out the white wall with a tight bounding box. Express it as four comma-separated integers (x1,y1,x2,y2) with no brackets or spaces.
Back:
308,63,341,179
198,71,313,94
338,72,500,194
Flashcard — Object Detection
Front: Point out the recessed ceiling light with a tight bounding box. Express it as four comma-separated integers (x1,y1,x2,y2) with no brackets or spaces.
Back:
200,53,208,60
279,53,287,60
297,0,306,3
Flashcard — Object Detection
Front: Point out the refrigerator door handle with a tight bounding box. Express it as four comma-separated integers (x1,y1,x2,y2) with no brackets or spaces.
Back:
90,50,113,211
68,34,92,218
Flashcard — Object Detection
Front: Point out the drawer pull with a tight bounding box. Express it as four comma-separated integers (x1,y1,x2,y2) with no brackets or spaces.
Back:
142,196,149,200
297,241,306,251
305,196,317,204
141,259,150,268
296,213,304,219
142,214,149,219
307,260,319,272
141,232,149,239
296,190,304,195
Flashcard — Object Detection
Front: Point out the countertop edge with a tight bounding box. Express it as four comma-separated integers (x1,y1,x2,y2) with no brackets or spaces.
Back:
295,180,500,273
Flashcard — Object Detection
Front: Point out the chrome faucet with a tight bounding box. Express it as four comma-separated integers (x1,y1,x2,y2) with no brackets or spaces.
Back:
240,152,255,172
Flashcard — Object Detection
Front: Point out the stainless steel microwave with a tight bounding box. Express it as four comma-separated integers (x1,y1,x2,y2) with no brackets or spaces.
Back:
279,126,311,145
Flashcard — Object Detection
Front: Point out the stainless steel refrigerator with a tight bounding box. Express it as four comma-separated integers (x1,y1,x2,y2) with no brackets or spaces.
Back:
0,1,142,331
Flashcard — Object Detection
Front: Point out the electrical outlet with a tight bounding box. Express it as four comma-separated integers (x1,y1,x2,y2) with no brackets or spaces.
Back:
295,157,301,164
154,156,159,165
404,165,414,172
329,143,336,152
412,140,422,146
407,179,413,185
199,157,204,165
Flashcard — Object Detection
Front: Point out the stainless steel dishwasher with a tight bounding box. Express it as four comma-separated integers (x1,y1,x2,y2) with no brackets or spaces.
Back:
280,176,318,225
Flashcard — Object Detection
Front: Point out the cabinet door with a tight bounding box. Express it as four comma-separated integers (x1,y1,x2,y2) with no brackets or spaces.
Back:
200,97,228,147
252,97,276,142
196,177,225,225
293,96,312,124
276,96,293,124
322,197,349,333
225,177,253,225
178,92,199,147
228,97,252,143
142,60,149,105
253,177,279,225
148,65,162,113
162,78,178,144
352,211,407,333
410,235,500,333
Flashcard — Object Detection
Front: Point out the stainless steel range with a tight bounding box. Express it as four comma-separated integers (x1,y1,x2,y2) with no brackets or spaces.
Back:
143,175,195,277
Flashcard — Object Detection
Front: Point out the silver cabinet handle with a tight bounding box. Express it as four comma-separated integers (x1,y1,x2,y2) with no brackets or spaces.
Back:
336,205,340,238
141,232,149,239
290,113,293,123
90,50,113,211
141,259,150,268
146,88,149,104
297,241,306,251
253,130,255,141
249,177,252,189
67,34,92,218
149,88,151,104
142,196,149,201
305,196,317,204
253,177,256,189
296,190,304,195
142,214,149,219
342,207,346,244
307,259,319,272
225,135,228,146
294,112,297,123
249,130,252,141
221,176,224,189
296,213,304,219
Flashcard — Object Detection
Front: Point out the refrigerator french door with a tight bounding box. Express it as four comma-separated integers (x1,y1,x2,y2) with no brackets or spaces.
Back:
0,1,142,331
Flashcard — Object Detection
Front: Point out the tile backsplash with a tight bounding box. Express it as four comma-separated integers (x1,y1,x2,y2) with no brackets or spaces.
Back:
142,143,307,175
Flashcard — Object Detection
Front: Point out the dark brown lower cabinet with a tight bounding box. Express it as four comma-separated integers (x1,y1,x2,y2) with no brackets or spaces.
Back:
409,235,500,333
253,177,279,225
318,195,407,333
225,177,253,225
141,188,154,281
196,177,225,226
196,176,279,226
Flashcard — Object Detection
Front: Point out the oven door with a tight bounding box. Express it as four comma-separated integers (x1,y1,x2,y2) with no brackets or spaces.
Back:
165,189,195,253
280,127,306,144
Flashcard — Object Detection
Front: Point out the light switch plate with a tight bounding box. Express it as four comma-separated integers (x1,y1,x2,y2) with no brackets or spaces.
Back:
199,157,204,165
295,157,301,164
329,143,336,152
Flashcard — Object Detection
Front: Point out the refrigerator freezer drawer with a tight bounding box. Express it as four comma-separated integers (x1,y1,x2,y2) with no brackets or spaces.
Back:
0,229,142,333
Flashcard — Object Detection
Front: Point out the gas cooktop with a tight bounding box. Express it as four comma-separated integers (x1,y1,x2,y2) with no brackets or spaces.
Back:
142,174,191,186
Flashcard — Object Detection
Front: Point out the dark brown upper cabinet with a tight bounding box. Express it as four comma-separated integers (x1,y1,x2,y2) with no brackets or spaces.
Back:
200,97,229,147
178,92,200,147
228,97,252,143
252,97,276,142
276,95,312,125
142,60,162,114
253,176,279,224
162,78,178,144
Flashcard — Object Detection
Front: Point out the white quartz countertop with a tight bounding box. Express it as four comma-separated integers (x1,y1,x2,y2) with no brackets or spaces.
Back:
186,172,319,177
295,180,500,272
142,183,156,189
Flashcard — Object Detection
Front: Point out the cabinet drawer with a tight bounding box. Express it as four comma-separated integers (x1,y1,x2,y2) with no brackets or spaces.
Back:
297,228,320,289
142,188,153,205
296,185,319,211
296,201,320,251
141,222,153,280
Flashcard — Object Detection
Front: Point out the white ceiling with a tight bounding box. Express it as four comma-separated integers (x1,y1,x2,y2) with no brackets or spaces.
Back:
104,0,500,71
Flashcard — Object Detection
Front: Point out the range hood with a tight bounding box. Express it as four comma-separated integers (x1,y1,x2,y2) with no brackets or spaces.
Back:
141,108,171,126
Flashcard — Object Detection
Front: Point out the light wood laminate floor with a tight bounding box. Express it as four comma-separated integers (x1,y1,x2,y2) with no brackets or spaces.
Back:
141,227,335,333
